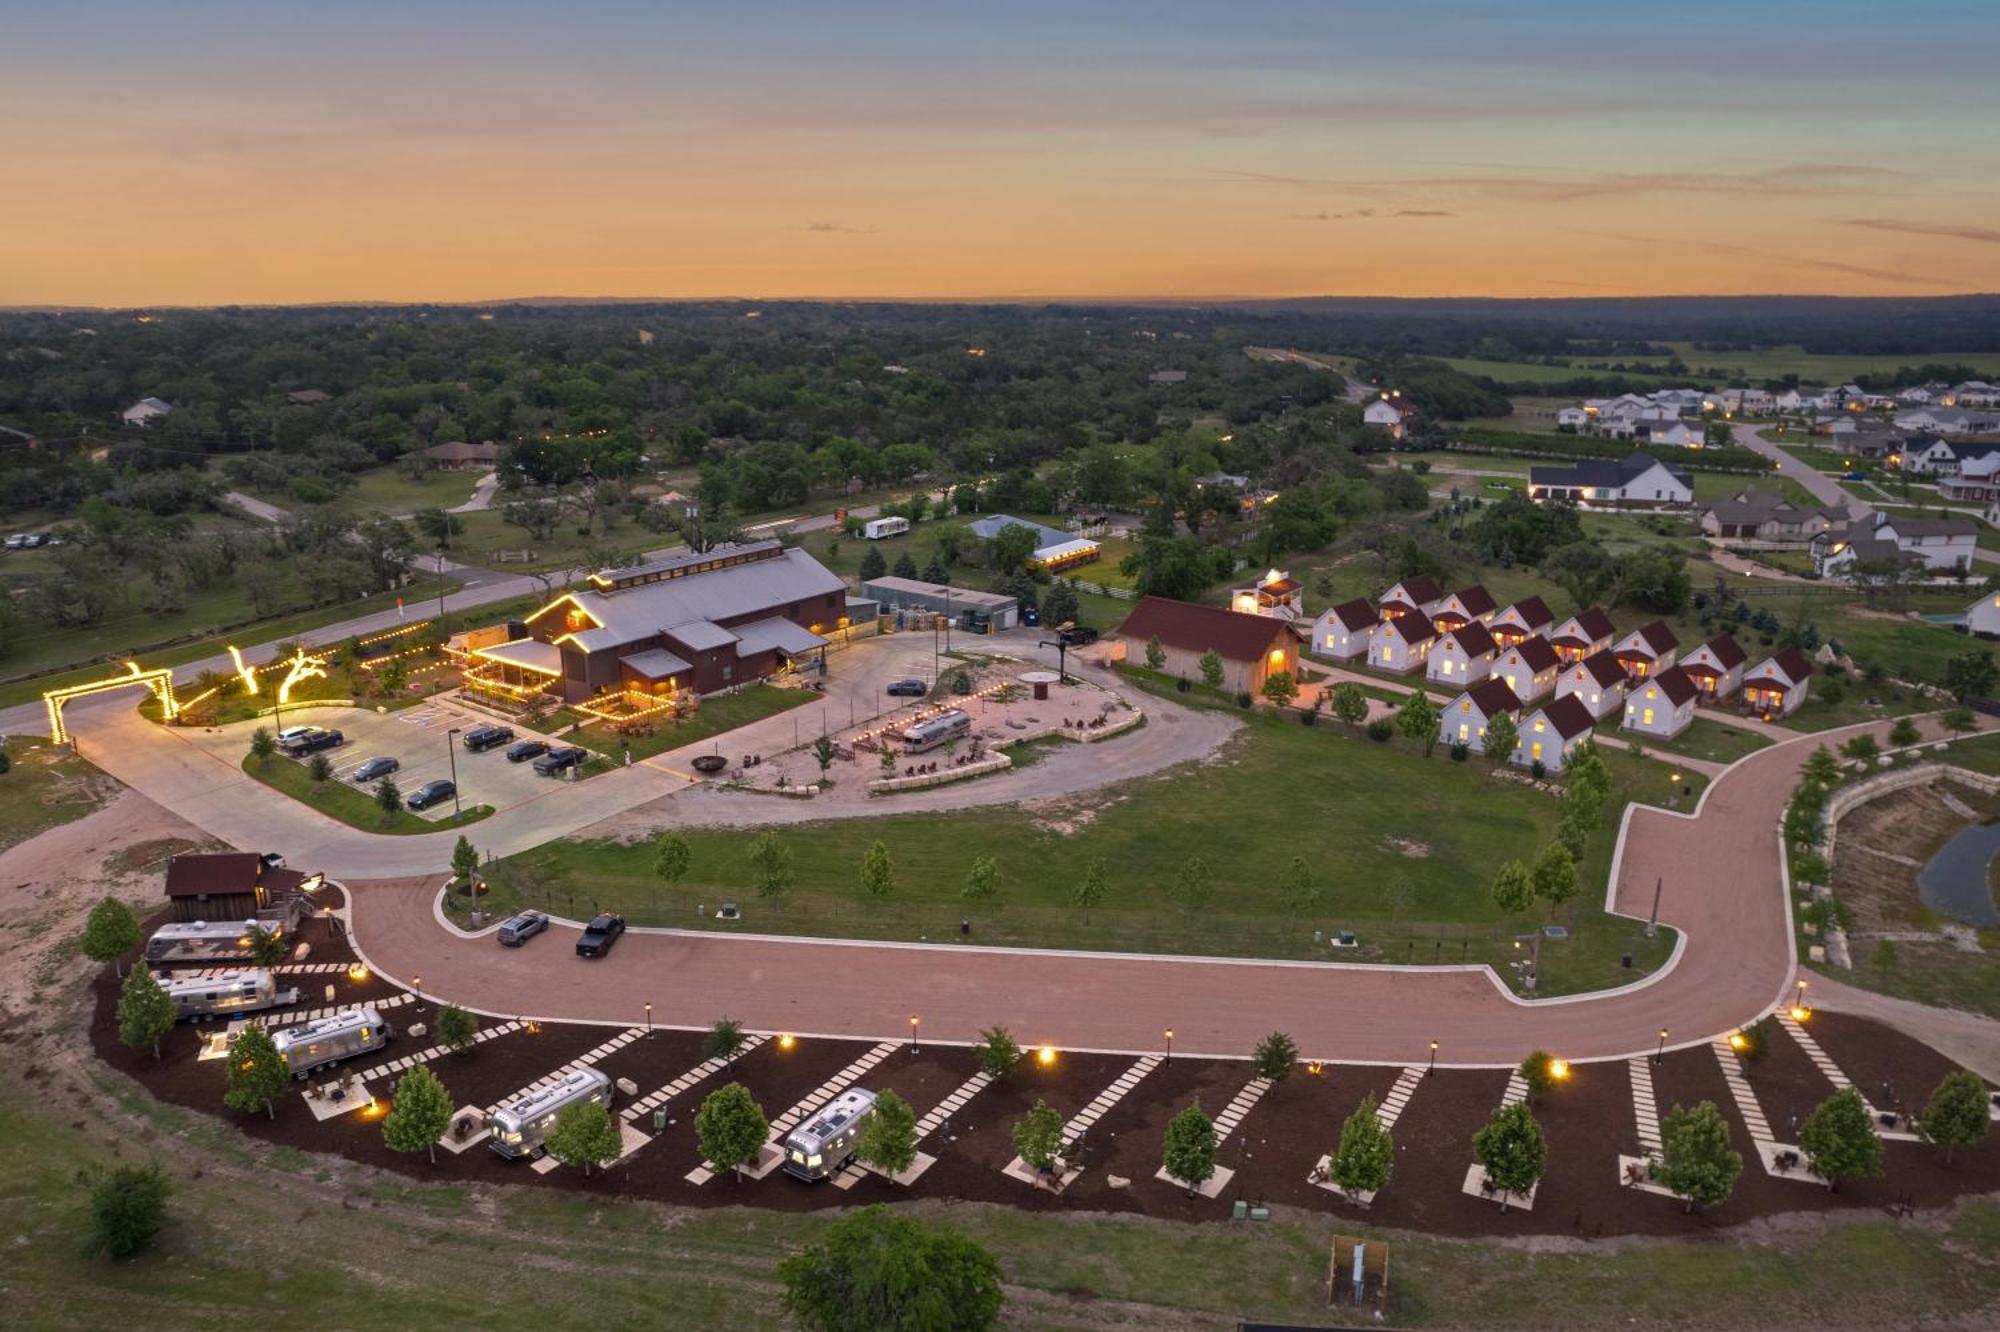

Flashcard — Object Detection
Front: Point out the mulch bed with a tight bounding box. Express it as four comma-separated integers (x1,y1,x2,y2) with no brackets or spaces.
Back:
1806,1011,1985,1122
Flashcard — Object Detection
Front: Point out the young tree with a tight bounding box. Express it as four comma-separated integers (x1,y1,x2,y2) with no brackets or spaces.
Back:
1198,650,1225,689
1555,805,1592,864
437,1004,478,1053
1170,855,1214,913
813,732,836,780
892,551,919,580
976,1026,1022,1080
1841,733,1880,763
224,1025,290,1120
855,1088,919,1177
1888,716,1921,747
653,828,692,890
1871,938,1899,976
247,924,289,967
84,1164,171,1261
962,854,1000,902
1013,1100,1066,1174
1918,1070,1992,1165
778,1205,1004,1332
1397,690,1439,756
1161,1101,1217,1196
703,1016,746,1062
1330,1093,1394,1201
375,775,402,821
1331,681,1368,727
307,751,334,782
1260,670,1299,709
546,1097,623,1176
1252,1031,1298,1082
1071,856,1108,918
116,964,176,1059
1531,842,1580,918
81,896,142,976
860,839,895,901
695,1082,770,1183
1943,646,1998,701
1281,854,1322,922
1944,705,1978,733
248,727,276,767
1482,711,1519,764
1518,1051,1560,1100
450,833,481,884
1802,745,1841,787
858,545,888,582
1799,1087,1884,1190
1655,1100,1742,1213
1144,635,1166,671
1472,1101,1547,1212
382,1064,454,1165
1490,859,1534,917
750,828,794,899
1041,578,1080,629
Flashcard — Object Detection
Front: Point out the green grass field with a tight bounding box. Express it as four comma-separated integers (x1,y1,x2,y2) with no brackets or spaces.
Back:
338,464,491,515
561,683,817,763
1597,715,1773,768
239,754,494,835
0,737,115,852
1441,345,2000,387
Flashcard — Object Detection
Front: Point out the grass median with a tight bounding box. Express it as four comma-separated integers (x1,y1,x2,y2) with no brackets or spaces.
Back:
239,754,493,835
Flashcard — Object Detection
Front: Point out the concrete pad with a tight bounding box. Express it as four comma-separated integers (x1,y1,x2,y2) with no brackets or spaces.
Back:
1306,1154,1375,1207
1755,1139,1829,1185
530,1154,561,1174
302,1081,376,1122
196,1030,234,1062
437,1109,490,1154
1152,1164,1235,1199
1462,1163,1538,1210
616,1122,651,1159
833,1151,938,1190
1616,1154,1684,1201
1001,1155,1083,1194
739,1142,788,1181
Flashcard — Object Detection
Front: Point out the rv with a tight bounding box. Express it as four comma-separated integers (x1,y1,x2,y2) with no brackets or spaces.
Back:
161,968,296,1021
489,1067,615,1160
862,516,911,541
144,919,274,965
783,1088,877,1181
270,1006,393,1078
900,709,971,753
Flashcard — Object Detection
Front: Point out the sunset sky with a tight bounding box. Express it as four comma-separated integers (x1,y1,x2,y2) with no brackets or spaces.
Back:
4,1,1998,306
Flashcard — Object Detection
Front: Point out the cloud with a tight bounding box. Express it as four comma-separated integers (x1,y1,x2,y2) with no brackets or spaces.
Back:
1570,228,1951,288
1290,207,1453,221
1844,217,2000,246
800,221,872,234
1223,164,1915,205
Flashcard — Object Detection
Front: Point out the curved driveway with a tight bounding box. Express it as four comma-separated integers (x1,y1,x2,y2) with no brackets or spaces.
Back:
340,713,1975,1067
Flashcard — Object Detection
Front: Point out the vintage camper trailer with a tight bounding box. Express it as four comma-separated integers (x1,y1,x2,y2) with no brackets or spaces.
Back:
782,1088,878,1181
270,1006,392,1078
900,709,972,753
161,968,295,1021
144,919,274,965
489,1068,615,1160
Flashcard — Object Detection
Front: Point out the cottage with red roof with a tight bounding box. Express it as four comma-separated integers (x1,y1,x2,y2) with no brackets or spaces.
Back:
1549,608,1617,662
1430,585,1498,634
1369,609,1437,674
1678,633,1747,700
1621,664,1698,739
1116,595,1298,694
1612,621,1680,679
1489,596,1554,648
1555,648,1628,720
1427,620,1498,687
1310,596,1377,662
1377,576,1444,621
1743,648,1814,718
1442,677,1522,754
1516,694,1598,773
1493,635,1560,703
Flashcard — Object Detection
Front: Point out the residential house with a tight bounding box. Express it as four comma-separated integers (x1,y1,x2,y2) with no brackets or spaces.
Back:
1811,513,1977,576
1311,597,1377,661
1953,381,2000,406
1377,576,1444,621
1116,596,1298,694
1489,596,1554,648
1369,610,1437,674
1936,447,2000,502
1743,649,1814,718
425,440,501,470
1147,369,1189,385
1889,433,1955,474
1698,491,1849,545
1612,621,1680,678
1638,420,1704,448
1363,394,1416,440
1621,665,1698,739
1493,634,1561,703
1193,470,1250,492
967,514,1101,572
1548,608,1616,662
121,396,171,426
1555,649,1628,720
1527,451,1694,508
1556,406,1590,429
285,388,331,405
1896,406,2000,437
1430,584,1498,634
1678,633,1747,700
1967,590,2000,640
1229,568,1306,623
1442,677,1523,754
1515,694,1599,773
1427,620,1498,688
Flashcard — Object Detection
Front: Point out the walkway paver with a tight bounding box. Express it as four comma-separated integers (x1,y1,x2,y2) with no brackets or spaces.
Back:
1004,1054,1161,1193
1711,1037,1825,1185
1778,1011,1920,1141
685,1040,899,1185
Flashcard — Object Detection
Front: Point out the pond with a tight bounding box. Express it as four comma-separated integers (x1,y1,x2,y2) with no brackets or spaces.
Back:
1917,821,2000,927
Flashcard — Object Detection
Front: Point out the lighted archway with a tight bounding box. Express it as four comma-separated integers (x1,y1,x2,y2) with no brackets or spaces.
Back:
44,661,179,745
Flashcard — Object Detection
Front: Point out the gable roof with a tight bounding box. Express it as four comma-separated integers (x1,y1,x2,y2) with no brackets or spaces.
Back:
1530,451,1693,492
1326,597,1377,632
164,852,305,900
1685,633,1746,672
1622,621,1680,656
1575,649,1627,688
546,546,845,654
1381,575,1443,607
1646,665,1698,707
1757,648,1815,685
1465,677,1522,717
1443,621,1497,658
425,440,501,463
1538,694,1598,740
1383,608,1437,646
1448,584,1497,618
1553,608,1616,644
1500,596,1553,631
1116,596,1291,662
1506,635,1559,672
968,513,1072,550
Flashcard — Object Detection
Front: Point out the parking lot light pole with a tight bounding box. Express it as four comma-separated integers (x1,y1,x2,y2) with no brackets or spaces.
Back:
445,727,463,817
1655,1027,1668,1064
645,1002,653,1037
1164,1028,1173,1064
909,1014,919,1053
1428,1040,1438,1077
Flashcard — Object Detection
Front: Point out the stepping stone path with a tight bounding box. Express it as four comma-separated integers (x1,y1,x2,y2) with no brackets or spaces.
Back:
1463,1068,1539,1210
1616,1057,1684,1200
833,1068,994,1191
1777,1012,1920,1142
261,991,413,1027
352,1017,526,1085
685,1040,899,1185
274,962,353,975
622,1036,771,1126
1309,1065,1425,1206
1003,1054,1161,1193
1157,1073,1275,1199
1711,1037,1826,1185
444,1026,646,1157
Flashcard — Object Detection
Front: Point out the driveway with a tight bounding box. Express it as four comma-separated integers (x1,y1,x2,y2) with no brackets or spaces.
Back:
1730,423,1874,517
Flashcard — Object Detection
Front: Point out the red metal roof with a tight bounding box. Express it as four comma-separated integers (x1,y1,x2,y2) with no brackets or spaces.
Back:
1327,597,1377,632
1117,596,1294,662
1465,677,1523,717
1575,649,1628,688
1507,635,1560,672
1444,621,1497,658
1540,693,1598,739
1648,665,1698,706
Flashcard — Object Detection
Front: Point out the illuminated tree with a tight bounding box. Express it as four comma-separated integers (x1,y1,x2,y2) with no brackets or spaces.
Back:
224,1025,289,1120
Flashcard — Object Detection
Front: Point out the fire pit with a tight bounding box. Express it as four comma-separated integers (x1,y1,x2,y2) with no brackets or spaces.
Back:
691,754,728,774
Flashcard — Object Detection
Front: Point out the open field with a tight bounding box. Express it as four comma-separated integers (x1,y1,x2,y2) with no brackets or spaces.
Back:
338,463,491,515
1596,714,1773,767
0,737,117,852
1441,345,2000,386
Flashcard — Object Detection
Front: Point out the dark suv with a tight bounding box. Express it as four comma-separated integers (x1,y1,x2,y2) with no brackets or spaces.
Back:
532,745,589,776
463,724,516,752
575,913,626,957
886,678,926,697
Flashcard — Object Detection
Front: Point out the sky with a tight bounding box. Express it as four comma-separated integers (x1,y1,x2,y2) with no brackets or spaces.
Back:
3,0,1999,305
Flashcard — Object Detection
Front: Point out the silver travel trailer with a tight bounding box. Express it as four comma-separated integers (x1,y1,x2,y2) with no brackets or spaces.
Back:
782,1088,877,1181
899,709,971,753
161,968,297,1021
270,1006,392,1078
144,919,275,965
489,1067,614,1160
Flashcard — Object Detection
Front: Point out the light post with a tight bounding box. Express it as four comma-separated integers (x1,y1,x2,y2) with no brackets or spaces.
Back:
445,727,463,817
1654,1027,1668,1065
1669,771,1683,807
1428,1040,1438,1077
435,543,448,620
909,1013,919,1052
645,1002,653,1038
1164,1028,1173,1064
412,974,423,1013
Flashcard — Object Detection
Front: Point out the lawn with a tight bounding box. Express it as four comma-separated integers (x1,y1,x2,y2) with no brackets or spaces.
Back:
438,508,680,572
1596,714,1773,767
489,684,1681,997
338,464,491,515
239,754,494,835
560,683,817,763
0,737,116,852
1659,341,2000,383
1689,470,1818,507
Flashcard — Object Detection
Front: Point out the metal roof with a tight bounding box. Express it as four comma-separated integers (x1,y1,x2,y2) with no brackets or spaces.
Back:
551,547,844,654
733,617,827,657
620,648,693,679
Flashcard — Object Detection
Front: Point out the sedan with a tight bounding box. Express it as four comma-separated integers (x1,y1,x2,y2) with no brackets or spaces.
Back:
505,739,550,763
885,678,927,698
575,913,626,958
406,779,457,811
497,910,549,946
351,756,400,783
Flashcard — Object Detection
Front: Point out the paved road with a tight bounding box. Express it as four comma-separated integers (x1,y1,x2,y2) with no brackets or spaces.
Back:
1730,423,1873,517
221,490,290,524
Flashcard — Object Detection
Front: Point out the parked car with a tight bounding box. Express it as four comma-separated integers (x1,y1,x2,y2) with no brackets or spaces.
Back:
497,910,550,946
350,755,400,783
2,534,27,550
505,739,550,763
281,727,345,757
575,913,626,958
532,745,589,776
886,678,926,698
406,779,457,811
1059,626,1099,646
275,725,316,747
462,724,516,752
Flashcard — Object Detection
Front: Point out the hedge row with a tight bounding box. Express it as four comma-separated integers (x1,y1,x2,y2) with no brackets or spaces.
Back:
1450,427,1769,474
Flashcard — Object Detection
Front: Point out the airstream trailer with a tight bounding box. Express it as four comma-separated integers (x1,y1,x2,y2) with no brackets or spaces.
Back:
899,709,971,753
490,1067,615,1160
270,1006,392,1078
144,919,275,965
162,968,296,1021
782,1088,877,1181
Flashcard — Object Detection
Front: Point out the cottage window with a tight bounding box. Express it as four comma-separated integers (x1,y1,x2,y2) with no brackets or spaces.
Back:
1642,708,1655,725
1460,701,1471,712
1532,742,1544,760
1441,660,1454,675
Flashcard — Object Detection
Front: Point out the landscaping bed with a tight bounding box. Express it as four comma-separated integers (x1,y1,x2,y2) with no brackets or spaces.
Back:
240,755,495,835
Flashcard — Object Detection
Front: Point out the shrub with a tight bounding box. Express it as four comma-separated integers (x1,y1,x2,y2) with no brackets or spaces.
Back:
1450,742,1469,762
1235,690,1253,709
1531,759,1546,779
1299,707,1318,726
1366,719,1394,743
1175,676,1191,693
84,1164,171,1261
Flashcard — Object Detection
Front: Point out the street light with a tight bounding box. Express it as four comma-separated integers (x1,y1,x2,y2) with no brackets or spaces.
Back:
909,1014,919,1051
1669,772,1683,806
445,727,464,817
1164,1028,1174,1063
644,1002,653,1037
1428,1040,1438,1077
1655,1027,1668,1064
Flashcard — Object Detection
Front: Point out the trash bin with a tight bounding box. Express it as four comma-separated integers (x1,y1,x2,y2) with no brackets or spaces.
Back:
653,1107,667,1132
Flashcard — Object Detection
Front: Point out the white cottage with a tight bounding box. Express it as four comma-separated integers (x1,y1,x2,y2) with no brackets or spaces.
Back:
1427,621,1498,688
1489,596,1554,649
1370,610,1437,674
1516,695,1599,773
1621,665,1697,739
1442,677,1523,754
1311,597,1378,661
1743,649,1814,718
1493,635,1561,704
1555,648,1628,720
1548,608,1617,662
1678,633,1747,700
1377,576,1445,621
1611,621,1680,679
1430,584,1498,634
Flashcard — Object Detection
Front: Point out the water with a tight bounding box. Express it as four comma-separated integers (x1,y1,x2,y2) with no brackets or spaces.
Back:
1917,822,2000,927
